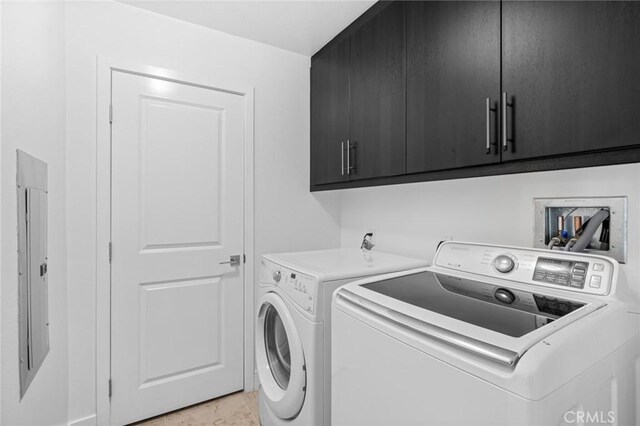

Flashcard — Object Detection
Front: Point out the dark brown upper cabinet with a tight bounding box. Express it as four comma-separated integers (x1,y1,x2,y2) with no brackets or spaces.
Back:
310,38,350,185
349,1,406,180
310,1,640,191
502,1,640,161
407,1,501,173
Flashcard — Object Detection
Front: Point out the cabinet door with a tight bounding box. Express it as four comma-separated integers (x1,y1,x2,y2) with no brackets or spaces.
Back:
407,1,501,173
349,1,406,180
310,39,350,185
502,1,640,161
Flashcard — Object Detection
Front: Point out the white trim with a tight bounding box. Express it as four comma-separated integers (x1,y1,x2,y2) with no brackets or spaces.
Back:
95,56,111,425
243,86,257,393
68,414,97,426
0,0,3,414
95,57,255,424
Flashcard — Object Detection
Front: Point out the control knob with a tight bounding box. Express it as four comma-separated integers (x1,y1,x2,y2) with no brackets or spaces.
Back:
272,269,282,283
494,288,516,304
492,254,516,273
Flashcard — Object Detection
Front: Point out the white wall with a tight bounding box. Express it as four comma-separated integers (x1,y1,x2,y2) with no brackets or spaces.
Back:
1,2,69,425
339,164,640,296
0,1,4,421
65,2,340,423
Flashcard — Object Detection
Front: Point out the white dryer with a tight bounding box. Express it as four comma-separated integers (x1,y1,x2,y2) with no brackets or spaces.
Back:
332,241,640,425
256,248,428,426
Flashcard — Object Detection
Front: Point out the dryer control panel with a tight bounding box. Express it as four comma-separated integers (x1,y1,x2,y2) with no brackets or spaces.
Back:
260,258,318,314
434,242,618,296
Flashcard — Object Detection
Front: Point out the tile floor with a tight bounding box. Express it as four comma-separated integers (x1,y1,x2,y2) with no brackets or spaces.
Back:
134,391,260,426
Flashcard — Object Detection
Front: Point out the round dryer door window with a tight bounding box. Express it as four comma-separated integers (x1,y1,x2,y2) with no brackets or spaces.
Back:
256,292,306,420
264,304,292,389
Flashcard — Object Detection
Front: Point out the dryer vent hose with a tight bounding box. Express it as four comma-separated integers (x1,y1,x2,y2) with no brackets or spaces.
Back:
568,209,610,253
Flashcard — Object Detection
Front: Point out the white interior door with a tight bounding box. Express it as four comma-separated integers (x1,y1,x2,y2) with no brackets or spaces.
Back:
110,70,245,425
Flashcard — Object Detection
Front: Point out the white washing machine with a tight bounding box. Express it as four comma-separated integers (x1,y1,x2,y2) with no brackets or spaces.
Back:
256,248,428,426
332,241,640,425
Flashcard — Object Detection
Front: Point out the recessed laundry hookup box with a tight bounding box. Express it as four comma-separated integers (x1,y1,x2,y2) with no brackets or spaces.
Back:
533,197,627,263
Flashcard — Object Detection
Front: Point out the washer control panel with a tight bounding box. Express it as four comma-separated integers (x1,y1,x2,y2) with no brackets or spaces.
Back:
260,258,317,314
434,242,617,296
533,258,589,288
492,254,517,273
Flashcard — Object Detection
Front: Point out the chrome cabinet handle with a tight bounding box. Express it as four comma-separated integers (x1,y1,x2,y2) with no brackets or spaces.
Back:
219,255,241,266
502,92,508,151
341,141,345,176
346,139,350,175
502,92,514,152
486,98,491,154
346,140,356,175
486,98,497,155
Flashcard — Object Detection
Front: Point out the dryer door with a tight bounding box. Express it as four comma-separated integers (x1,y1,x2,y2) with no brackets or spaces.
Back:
256,292,306,419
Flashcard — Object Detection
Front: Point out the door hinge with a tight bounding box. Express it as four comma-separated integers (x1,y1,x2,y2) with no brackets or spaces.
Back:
108,379,112,398
109,104,113,124
243,254,246,264
108,242,112,263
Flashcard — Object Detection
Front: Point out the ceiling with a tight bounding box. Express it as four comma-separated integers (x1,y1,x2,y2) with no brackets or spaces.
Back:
120,0,376,56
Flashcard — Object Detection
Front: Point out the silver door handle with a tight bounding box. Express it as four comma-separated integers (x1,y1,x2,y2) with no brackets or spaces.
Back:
220,255,241,266
341,141,345,176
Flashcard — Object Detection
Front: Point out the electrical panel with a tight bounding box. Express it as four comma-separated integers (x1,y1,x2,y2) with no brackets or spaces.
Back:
17,150,49,398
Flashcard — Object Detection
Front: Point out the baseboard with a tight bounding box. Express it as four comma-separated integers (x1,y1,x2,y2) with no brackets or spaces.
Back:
68,414,96,426
253,370,260,391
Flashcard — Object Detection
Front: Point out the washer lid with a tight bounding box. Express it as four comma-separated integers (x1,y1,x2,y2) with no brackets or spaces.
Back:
256,292,306,420
264,248,428,282
335,268,606,368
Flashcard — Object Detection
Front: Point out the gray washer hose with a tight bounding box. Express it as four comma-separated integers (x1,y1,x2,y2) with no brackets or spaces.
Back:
569,209,610,253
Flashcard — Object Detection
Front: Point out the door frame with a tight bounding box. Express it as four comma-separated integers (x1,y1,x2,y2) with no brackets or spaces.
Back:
96,57,255,424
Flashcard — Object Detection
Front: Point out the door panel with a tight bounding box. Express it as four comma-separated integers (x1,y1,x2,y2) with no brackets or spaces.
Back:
140,97,222,249
502,1,640,160
310,39,350,185
349,1,406,180
407,1,501,173
139,277,223,383
111,71,244,425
